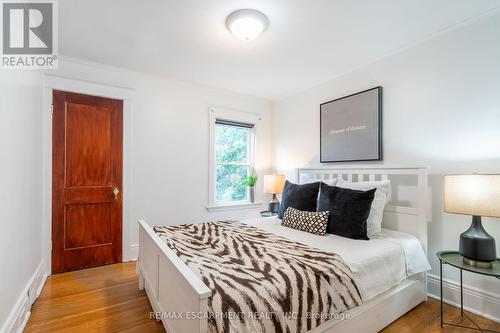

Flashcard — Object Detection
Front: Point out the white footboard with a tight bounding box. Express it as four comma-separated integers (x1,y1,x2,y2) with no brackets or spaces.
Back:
137,220,211,333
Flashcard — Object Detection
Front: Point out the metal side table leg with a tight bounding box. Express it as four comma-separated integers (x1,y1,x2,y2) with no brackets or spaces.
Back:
440,259,443,328
460,269,463,317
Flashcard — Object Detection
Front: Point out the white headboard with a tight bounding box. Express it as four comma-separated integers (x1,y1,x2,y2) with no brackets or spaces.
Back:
297,167,428,254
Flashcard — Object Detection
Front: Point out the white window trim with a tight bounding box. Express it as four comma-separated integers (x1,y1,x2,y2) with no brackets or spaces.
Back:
207,107,261,211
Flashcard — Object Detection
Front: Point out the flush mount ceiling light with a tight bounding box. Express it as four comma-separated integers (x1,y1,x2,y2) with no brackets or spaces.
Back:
226,9,268,41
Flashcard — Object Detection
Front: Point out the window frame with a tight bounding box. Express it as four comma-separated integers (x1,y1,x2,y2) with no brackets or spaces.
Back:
208,107,260,211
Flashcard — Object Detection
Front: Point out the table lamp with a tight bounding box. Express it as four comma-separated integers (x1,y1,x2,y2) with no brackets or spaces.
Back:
444,174,499,268
264,174,286,213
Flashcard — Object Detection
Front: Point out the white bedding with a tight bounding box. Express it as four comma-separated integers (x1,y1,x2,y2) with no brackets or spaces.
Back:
243,216,430,301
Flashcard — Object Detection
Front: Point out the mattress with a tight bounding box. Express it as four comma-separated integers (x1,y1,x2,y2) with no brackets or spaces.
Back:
243,216,430,301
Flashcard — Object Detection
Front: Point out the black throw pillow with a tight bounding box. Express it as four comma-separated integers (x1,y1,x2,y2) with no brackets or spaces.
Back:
317,183,376,240
278,180,320,219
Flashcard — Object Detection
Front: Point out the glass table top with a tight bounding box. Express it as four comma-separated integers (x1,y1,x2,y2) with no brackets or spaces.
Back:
437,251,500,277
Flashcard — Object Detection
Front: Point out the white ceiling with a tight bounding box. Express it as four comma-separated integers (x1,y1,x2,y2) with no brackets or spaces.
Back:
60,0,500,100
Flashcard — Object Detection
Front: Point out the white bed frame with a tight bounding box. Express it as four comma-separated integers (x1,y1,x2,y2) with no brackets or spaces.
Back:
137,166,428,333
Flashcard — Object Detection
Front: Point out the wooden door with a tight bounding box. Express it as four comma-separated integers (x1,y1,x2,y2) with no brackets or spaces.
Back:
52,90,123,274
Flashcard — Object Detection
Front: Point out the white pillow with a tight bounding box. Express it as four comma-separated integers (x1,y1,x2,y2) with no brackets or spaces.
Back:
336,179,390,237
324,178,338,186
300,176,337,186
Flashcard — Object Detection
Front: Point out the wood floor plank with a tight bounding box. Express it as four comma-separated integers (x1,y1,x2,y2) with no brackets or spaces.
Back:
381,300,500,333
31,281,143,320
37,264,137,301
26,298,159,333
25,263,164,333
25,262,499,333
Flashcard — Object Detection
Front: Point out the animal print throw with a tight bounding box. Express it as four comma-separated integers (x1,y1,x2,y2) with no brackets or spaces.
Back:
153,221,361,333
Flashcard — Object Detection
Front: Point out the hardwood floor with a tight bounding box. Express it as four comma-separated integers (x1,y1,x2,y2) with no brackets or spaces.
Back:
381,298,500,333
26,262,499,333
25,263,164,333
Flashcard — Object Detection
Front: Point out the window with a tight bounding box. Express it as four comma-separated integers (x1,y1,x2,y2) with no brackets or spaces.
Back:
208,108,259,209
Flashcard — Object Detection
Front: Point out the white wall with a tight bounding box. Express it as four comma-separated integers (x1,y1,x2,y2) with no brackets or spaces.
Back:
272,12,500,316
0,71,44,329
43,58,273,263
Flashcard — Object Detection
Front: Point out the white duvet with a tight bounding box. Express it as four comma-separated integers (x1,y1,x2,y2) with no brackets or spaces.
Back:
243,217,430,301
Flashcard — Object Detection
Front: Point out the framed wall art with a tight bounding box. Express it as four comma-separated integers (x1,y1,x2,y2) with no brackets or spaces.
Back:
320,86,382,162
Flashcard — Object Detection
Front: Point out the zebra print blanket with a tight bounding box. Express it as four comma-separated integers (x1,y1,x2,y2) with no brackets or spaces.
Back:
153,221,361,333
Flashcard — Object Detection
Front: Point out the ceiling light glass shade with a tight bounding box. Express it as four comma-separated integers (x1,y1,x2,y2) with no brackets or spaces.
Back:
226,9,268,41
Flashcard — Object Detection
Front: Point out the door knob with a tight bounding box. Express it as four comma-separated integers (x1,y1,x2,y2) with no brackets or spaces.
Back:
113,187,120,199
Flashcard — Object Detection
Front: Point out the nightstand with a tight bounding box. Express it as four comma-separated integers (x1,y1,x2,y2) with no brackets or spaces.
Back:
437,251,500,332
260,210,278,217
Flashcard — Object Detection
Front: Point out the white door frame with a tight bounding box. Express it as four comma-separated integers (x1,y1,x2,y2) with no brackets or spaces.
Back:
42,74,136,274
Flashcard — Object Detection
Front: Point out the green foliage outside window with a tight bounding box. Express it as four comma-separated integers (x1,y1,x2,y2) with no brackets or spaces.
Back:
216,124,251,202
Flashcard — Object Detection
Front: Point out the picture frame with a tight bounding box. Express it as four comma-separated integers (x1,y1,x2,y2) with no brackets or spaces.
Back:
320,86,382,163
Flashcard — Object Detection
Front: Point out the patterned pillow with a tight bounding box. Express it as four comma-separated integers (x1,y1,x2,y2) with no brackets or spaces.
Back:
282,207,329,236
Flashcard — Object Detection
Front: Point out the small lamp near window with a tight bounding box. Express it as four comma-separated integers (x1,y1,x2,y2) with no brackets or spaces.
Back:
444,174,500,268
264,174,286,214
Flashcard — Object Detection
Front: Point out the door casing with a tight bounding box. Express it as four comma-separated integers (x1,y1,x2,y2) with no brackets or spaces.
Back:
42,75,136,274
51,90,123,273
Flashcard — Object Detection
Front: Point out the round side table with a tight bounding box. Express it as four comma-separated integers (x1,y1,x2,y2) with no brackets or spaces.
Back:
437,251,500,332
260,210,278,218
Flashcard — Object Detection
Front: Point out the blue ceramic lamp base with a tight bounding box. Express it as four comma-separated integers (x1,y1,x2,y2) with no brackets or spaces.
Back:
268,193,280,214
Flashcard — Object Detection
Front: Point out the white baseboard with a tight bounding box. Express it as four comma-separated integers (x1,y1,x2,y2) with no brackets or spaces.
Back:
0,260,48,333
128,243,139,262
427,273,500,323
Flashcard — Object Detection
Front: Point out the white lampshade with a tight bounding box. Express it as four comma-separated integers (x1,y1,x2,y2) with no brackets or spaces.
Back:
263,174,285,194
444,174,500,218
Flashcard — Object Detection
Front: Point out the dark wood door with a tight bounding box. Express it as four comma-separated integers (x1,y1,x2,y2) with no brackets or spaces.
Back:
52,90,123,274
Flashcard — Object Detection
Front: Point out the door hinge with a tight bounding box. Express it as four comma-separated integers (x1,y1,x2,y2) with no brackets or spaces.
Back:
51,104,54,116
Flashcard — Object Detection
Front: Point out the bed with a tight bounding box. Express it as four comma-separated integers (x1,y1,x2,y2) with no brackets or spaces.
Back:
137,167,430,333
